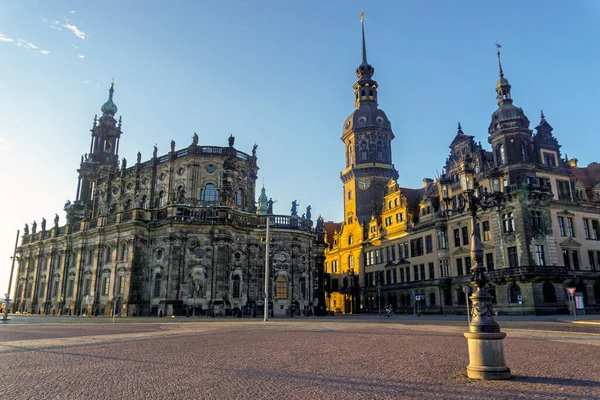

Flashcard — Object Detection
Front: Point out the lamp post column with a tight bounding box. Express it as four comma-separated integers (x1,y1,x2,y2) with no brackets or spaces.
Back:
464,191,511,380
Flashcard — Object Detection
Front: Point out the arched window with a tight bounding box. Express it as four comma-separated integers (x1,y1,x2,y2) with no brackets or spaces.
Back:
276,275,288,299
361,89,366,97
348,254,354,269
201,183,219,202
120,245,127,261
141,195,148,209
542,281,557,303
157,191,165,207
153,273,162,297
497,144,506,165
521,143,527,161
348,234,353,245
235,191,243,206
508,283,521,303
124,198,132,210
232,275,241,298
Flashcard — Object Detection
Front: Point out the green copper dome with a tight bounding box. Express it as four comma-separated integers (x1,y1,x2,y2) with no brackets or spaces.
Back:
101,83,118,117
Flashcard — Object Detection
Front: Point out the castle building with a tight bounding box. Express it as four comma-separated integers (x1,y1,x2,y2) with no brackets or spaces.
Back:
13,84,327,318
324,21,600,315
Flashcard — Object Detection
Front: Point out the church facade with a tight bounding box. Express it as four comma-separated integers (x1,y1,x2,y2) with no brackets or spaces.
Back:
13,84,327,318
324,22,600,315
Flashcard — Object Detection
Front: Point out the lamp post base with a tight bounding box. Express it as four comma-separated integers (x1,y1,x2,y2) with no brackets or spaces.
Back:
464,332,511,380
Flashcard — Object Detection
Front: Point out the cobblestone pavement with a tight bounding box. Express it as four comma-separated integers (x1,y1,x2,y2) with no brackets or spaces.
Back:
1,318,599,399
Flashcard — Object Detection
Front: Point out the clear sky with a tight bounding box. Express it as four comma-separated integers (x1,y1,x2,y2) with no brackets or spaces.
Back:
1,1,599,296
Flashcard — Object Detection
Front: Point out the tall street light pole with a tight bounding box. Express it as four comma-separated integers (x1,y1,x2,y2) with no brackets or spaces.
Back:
263,216,270,322
441,155,510,380
3,230,19,321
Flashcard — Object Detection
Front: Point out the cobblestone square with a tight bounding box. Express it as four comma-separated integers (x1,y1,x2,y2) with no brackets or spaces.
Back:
0,316,599,399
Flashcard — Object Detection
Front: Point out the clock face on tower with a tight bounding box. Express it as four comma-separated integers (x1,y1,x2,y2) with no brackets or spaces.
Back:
358,178,371,190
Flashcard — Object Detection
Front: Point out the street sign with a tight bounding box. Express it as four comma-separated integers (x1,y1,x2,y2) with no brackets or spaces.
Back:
415,295,421,301
517,295,523,301
566,288,576,296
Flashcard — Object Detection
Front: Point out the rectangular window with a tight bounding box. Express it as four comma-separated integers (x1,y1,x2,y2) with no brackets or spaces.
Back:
543,152,556,166
456,258,463,276
67,279,74,297
102,276,110,295
572,250,580,270
429,292,436,305
503,212,515,233
558,216,565,237
405,267,410,283
386,269,392,285
397,244,403,259
562,249,571,268
396,213,404,222
428,262,435,280
410,238,424,257
385,216,393,226
118,275,125,295
390,245,396,261
461,227,469,246
437,229,448,249
392,268,397,283
567,217,575,237
332,260,338,273
508,247,518,268
413,265,419,281
557,180,571,201
439,259,449,277
399,268,404,283
535,245,545,266
453,229,461,247
347,190,352,200
591,220,600,240
420,264,425,280
375,250,381,264
485,253,494,271
425,235,433,254
482,221,491,241
583,219,591,239
404,243,409,258
52,280,59,297
588,251,597,271
464,257,471,274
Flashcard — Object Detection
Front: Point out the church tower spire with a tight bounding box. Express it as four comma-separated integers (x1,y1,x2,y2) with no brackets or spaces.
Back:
495,45,512,106
354,13,378,108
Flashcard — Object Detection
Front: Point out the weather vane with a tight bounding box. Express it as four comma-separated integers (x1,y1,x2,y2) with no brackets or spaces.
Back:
494,41,501,50
359,11,365,23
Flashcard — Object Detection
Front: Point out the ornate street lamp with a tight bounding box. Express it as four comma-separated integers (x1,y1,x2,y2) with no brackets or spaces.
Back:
441,154,510,380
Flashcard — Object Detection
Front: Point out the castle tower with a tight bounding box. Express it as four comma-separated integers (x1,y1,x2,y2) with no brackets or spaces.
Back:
340,15,398,226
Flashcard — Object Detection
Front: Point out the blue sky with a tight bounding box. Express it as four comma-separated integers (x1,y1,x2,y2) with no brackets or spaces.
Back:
1,1,599,295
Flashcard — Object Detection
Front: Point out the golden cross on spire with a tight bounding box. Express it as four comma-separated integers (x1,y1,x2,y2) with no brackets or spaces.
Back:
359,11,365,23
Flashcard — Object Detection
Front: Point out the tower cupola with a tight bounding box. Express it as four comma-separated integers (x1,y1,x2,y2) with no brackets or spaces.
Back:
101,82,118,117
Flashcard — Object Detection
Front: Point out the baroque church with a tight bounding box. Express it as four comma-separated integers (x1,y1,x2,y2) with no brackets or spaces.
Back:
323,20,600,315
13,83,327,318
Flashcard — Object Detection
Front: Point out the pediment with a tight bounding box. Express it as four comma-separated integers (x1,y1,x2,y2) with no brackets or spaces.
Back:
557,209,575,217
560,237,581,248
452,246,470,256
481,242,494,251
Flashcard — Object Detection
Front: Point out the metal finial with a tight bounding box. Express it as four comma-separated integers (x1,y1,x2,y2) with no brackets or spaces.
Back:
540,110,545,120
360,12,367,63
457,122,463,134
495,42,503,77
